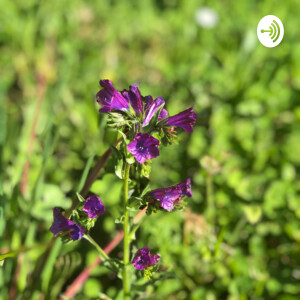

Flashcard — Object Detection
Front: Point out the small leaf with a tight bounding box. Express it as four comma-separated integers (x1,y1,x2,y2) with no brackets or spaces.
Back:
81,217,97,231
76,193,86,203
140,183,151,197
115,158,124,179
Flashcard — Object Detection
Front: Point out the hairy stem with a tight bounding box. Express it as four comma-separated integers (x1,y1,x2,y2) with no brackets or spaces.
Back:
84,234,110,261
123,163,131,300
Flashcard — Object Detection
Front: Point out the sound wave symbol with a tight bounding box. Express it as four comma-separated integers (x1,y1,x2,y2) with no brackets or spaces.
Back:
261,20,280,42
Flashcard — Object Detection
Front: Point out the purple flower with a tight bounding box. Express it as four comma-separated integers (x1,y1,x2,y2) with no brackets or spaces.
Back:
165,107,197,133
143,95,168,126
122,84,144,115
127,133,160,164
132,246,160,270
82,195,105,218
150,178,192,211
96,80,129,113
50,208,85,241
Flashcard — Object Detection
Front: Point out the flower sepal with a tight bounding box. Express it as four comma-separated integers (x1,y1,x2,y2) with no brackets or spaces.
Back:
141,160,152,178
69,209,96,231
144,198,160,215
143,265,159,279
125,155,135,165
107,112,132,129
160,127,178,146
76,214,97,231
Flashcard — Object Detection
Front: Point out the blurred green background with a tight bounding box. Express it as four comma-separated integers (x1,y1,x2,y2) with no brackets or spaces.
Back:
1,0,300,299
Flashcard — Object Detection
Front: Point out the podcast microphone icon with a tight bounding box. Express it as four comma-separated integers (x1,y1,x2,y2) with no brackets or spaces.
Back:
260,20,280,43
257,15,284,48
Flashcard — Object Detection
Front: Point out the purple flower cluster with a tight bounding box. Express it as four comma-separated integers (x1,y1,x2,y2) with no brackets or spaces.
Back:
50,195,105,240
97,80,196,132
132,246,160,270
97,80,169,125
150,178,192,211
96,80,197,164
50,208,86,241
50,79,196,282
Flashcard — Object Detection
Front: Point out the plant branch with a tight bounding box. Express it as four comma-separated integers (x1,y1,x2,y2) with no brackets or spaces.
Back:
61,208,146,299
123,163,131,300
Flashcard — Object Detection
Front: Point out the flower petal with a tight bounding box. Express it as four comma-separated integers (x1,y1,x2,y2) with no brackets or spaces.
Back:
82,195,105,218
96,80,129,113
122,84,144,114
150,178,193,211
132,246,160,270
165,107,197,133
50,208,85,241
143,96,166,126
127,133,160,164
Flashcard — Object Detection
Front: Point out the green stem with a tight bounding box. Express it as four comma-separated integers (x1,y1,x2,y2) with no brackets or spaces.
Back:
84,234,110,262
123,163,131,300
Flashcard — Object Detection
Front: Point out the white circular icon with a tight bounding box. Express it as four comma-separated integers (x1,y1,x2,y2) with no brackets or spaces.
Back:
257,15,284,48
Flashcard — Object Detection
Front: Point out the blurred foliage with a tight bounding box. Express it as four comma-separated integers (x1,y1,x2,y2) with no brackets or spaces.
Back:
1,0,300,299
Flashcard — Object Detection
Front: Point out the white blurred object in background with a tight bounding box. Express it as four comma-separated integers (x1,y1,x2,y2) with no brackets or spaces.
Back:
195,7,219,29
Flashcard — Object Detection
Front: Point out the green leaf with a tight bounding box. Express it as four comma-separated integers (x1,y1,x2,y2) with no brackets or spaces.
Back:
115,157,124,179
140,183,151,197
76,193,86,203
